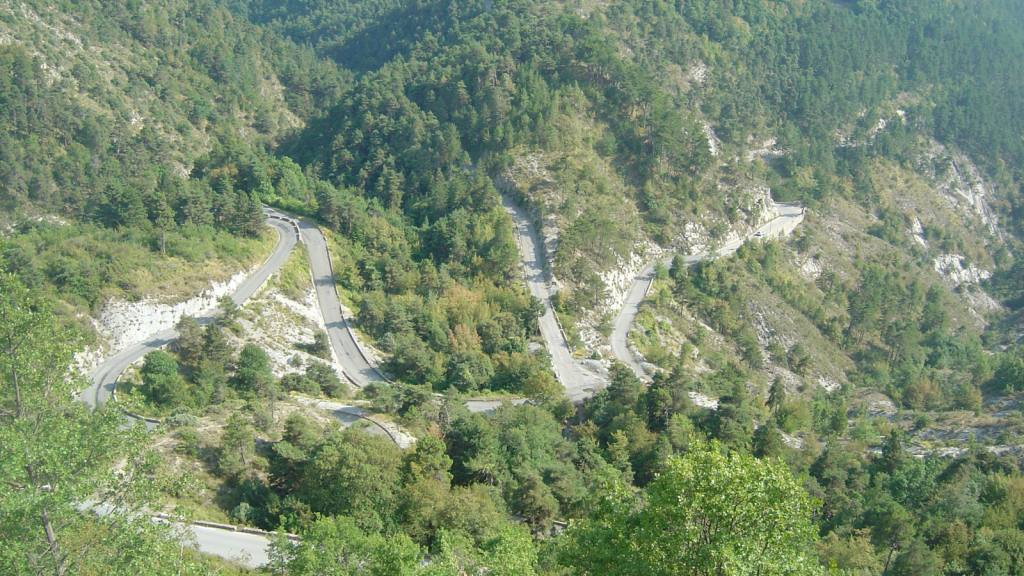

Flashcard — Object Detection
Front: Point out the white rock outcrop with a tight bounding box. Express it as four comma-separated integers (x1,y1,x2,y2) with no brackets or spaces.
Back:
933,254,991,285
96,268,255,354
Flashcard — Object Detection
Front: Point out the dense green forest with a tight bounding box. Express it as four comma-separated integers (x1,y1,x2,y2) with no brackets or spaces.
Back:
3,0,1024,574
246,0,1024,319
0,0,345,322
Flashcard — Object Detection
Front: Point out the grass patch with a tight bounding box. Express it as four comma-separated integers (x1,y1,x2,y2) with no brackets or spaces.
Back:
6,220,276,311
272,242,313,301
555,310,587,357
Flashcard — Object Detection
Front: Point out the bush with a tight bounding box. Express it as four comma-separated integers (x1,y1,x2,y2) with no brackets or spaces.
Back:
140,350,189,408
175,428,202,457
280,371,327,397
306,361,346,398
247,402,274,433
296,378,323,397
308,331,331,359
231,502,252,524
166,413,200,428
775,402,811,433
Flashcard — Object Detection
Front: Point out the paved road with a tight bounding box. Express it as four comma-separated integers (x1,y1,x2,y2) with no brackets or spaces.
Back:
80,209,404,566
81,209,298,409
610,203,805,379
279,210,388,388
293,397,415,447
86,501,277,568
464,398,530,413
188,524,273,567
501,196,597,401
85,208,389,406
76,212,294,567
76,202,799,567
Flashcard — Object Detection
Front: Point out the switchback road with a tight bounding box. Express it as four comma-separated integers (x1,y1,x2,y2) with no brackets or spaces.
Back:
81,209,297,409
82,208,395,566
501,196,605,401
84,209,389,410
610,203,804,379
283,210,388,388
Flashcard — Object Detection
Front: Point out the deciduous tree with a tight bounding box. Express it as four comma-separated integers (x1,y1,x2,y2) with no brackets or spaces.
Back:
0,273,205,575
561,441,822,575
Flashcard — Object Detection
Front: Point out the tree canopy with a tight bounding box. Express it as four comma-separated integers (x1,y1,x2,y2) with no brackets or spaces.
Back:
561,441,821,576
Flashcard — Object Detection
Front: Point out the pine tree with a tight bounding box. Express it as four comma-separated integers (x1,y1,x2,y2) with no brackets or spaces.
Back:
212,177,236,227
881,429,906,474
174,316,204,367
234,343,272,393
234,189,264,237
201,324,234,368
768,376,787,414
220,412,255,478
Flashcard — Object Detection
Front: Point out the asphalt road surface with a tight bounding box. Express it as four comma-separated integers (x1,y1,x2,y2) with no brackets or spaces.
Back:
76,203,802,566
81,209,297,409
610,203,805,380
77,212,293,567
501,196,597,401
85,208,389,407
80,208,396,567
282,210,388,388
188,524,273,567
464,398,530,413
86,502,276,568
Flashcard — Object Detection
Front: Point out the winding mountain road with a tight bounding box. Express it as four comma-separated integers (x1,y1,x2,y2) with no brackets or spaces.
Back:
284,210,388,388
79,197,801,565
501,196,605,401
81,208,394,567
83,208,388,411
81,210,298,409
186,524,274,567
610,203,805,379
501,197,803,396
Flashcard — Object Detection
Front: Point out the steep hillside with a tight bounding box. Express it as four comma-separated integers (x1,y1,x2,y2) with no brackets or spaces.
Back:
5,0,1024,573
0,0,346,338
252,0,1024,344
232,0,1024,570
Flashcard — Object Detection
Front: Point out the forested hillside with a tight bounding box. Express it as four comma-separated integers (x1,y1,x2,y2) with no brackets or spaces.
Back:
250,0,1024,339
3,0,1024,574
0,0,345,324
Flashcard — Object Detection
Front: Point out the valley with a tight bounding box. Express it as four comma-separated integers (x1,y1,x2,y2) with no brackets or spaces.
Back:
3,0,1024,574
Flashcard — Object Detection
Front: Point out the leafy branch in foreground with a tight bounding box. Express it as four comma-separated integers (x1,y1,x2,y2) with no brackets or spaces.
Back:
0,271,208,576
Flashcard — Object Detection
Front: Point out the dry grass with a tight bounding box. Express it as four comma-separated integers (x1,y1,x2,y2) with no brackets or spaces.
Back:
140,227,278,303
269,243,313,302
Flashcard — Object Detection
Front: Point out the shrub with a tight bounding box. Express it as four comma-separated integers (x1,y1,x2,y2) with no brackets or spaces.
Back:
166,414,200,428
175,428,202,458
